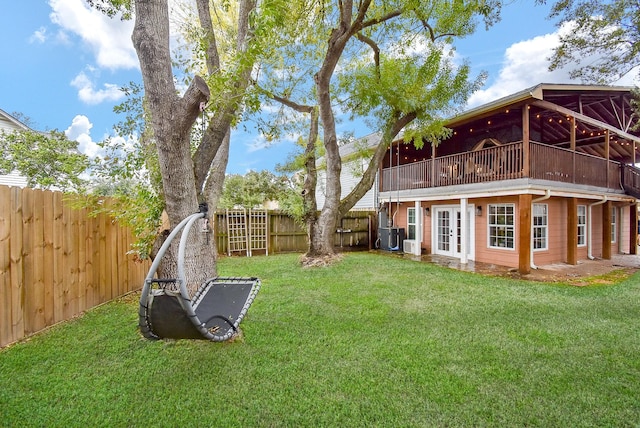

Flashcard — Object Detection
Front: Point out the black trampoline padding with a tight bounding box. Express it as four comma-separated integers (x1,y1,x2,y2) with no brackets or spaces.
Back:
148,293,203,339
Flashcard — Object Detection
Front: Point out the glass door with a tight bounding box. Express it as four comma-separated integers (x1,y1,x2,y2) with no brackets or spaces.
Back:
433,205,475,260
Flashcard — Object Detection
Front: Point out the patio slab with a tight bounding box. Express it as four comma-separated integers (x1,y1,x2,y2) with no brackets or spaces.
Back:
395,251,640,285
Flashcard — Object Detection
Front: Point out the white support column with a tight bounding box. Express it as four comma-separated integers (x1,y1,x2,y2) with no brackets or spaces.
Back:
460,198,468,264
414,200,422,256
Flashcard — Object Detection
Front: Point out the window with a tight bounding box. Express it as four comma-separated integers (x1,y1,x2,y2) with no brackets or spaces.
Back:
577,205,586,246
611,206,617,243
532,204,548,250
488,204,515,249
407,207,416,240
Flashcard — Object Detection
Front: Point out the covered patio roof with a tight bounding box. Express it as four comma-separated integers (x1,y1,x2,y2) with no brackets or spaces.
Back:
445,83,640,164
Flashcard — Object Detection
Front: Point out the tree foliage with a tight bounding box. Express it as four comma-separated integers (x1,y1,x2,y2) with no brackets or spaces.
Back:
546,0,640,83
0,129,89,191
219,170,294,209
257,0,500,258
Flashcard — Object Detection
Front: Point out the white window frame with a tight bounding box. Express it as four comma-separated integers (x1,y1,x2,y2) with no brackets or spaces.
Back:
407,207,416,240
577,205,587,247
488,203,515,250
532,203,548,251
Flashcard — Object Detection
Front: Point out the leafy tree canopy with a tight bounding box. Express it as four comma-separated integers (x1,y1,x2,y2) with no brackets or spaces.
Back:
546,0,640,83
0,129,89,192
219,170,295,209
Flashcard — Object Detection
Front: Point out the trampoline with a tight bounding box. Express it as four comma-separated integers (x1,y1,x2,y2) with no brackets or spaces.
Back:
138,207,260,342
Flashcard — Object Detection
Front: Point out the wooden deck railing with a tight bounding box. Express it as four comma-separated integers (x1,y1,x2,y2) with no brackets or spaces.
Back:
381,141,633,194
622,164,640,198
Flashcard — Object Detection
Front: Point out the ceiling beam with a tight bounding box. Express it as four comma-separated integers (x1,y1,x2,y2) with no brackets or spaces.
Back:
531,99,640,144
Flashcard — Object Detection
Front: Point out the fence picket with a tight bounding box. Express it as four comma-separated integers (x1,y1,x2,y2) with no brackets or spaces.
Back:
31,189,46,333
42,190,54,327
0,186,11,346
10,187,24,341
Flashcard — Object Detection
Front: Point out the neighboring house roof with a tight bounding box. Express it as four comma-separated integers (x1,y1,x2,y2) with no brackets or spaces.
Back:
0,109,31,188
0,108,30,133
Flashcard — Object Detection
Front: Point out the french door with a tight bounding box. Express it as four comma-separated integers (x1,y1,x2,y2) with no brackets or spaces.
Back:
433,205,475,260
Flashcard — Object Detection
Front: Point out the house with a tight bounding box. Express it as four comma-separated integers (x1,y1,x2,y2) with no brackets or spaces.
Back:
315,132,381,211
377,84,640,274
0,108,30,188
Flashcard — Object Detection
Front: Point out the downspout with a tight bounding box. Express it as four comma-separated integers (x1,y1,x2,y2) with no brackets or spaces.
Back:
588,195,608,260
530,189,551,270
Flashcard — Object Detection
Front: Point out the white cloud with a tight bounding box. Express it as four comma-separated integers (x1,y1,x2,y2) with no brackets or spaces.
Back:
246,134,270,153
65,114,103,158
48,0,137,70
467,23,640,109
29,27,47,44
467,31,570,108
70,70,124,105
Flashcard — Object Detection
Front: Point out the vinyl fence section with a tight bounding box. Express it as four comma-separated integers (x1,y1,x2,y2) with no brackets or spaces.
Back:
0,186,149,348
214,210,375,255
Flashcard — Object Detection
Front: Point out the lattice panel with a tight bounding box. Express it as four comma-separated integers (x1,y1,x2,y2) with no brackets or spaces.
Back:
248,209,268,256
226,209,248,256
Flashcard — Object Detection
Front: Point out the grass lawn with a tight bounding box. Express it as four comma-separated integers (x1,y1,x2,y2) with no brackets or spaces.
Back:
1,252,640,427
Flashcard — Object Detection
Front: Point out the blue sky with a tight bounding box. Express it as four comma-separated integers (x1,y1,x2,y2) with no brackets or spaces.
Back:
1,1,637,175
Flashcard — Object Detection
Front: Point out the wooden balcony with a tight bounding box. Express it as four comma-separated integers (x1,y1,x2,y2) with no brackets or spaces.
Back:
381,141,640,195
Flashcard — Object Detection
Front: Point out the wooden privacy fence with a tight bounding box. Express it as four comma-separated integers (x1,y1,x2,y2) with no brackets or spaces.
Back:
0,186,149,348
0,183,375,347
213,210,375,255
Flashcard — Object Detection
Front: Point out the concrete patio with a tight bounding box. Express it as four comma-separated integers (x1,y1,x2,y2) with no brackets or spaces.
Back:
397,251,640,285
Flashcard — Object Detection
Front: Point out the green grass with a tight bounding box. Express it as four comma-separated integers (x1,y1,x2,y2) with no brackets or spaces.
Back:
1,252,640,427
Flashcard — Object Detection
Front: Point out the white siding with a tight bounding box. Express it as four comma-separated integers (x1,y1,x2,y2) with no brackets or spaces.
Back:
315,158,377,210
0,171,28,188
0,109,30,187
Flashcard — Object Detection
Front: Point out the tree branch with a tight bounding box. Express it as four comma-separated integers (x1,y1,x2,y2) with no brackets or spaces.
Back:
196,0,220,73
355,32,380,76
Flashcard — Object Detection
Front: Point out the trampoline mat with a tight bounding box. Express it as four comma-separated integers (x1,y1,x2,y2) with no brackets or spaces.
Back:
193,278,257,335
147,277,258,340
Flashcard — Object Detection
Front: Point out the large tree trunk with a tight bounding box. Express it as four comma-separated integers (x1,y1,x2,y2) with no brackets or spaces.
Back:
131,0,257,292
132,0,215,293
308,1,361,259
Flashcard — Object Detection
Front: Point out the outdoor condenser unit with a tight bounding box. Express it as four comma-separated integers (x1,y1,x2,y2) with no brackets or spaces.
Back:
378,227,405,251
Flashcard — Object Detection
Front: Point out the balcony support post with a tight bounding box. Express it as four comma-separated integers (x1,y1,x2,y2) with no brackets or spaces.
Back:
570,116,576,184
460,198,468,264
518,194,532,274
522,105,530,177
430,142,437,187
605,130,610,189
602,200,612,260
630,203,638,255
567,198,578,265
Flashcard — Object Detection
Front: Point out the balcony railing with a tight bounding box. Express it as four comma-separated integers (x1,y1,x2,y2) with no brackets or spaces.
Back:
381,141,632,194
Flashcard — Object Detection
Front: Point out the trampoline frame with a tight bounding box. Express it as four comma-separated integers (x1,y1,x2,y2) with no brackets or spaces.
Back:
138,209,260,342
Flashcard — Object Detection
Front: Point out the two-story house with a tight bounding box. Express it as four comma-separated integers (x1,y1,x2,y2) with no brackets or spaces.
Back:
378,84,640,274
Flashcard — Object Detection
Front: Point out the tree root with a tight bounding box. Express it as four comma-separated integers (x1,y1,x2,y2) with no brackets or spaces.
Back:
300,253,343,268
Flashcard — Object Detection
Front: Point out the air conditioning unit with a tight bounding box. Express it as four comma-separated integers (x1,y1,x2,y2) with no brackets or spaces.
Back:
403,239,417,254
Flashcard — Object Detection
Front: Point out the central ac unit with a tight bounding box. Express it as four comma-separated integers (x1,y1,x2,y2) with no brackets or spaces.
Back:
403,239,416,254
